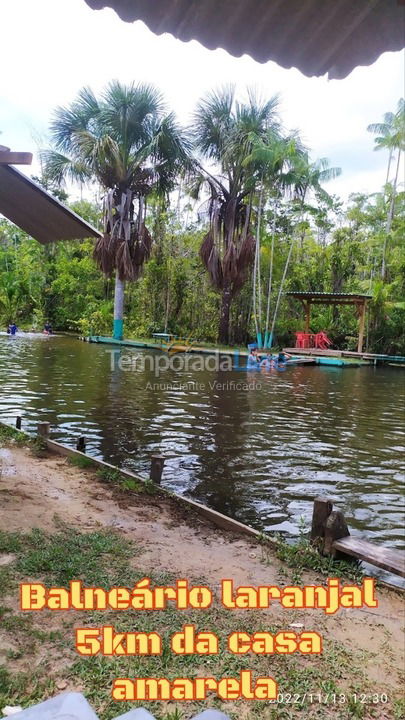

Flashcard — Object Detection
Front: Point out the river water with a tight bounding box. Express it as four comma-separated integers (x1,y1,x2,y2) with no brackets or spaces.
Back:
0,335,404,554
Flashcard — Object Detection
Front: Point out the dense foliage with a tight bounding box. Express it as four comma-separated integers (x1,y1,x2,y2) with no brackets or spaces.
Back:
1,187,403,352
0,92,403,353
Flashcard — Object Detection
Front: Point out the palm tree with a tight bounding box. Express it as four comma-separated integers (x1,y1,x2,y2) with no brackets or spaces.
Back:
43,81,190,339
289,154,342,206
367,99,404,278
190,87,282,344
367,99,404,185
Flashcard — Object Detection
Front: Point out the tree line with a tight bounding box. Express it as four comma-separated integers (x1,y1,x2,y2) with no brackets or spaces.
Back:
0,84,403,353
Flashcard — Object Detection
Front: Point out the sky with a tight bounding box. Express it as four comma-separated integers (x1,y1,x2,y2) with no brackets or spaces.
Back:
0,0,403,202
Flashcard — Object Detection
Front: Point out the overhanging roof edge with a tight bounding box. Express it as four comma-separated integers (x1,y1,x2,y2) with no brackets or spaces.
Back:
0,165,102,243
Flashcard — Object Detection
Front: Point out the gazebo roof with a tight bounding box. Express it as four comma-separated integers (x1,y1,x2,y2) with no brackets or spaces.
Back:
84,0,405,79
285,292,372,303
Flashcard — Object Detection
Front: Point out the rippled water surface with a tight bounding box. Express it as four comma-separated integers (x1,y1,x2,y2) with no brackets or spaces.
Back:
0,335,404,551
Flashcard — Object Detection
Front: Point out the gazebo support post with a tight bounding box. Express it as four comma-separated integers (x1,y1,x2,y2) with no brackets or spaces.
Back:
304,301,311,333
357,300,367,353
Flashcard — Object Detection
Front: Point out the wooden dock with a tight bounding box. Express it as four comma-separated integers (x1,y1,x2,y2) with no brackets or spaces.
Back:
86,336,316,364
284,348,405,366
311,497,405,579
333,537,405,578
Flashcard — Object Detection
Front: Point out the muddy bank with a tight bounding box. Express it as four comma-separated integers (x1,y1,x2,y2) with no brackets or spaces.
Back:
0,444,404,719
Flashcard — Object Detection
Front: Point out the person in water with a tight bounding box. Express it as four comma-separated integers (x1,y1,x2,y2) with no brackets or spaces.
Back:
247,348,260,367
8,323,18,336
276,351,291,364
260,353,274,369
43,321,53,334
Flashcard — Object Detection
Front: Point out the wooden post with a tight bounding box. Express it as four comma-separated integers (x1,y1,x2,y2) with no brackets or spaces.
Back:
324,510,350,556
311,497,333,543
357,300,366,353
303,301,311,333
150,455,165,484
76,436,86,452
16,416,21,430
37,422,50,438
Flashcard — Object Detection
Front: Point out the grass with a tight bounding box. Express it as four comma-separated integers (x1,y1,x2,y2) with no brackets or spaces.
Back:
0,423,27,447
68,454,97,470
272,535,364,585
96,466,155,495
0,421,47,458
0,526,400,720
257,516,365,586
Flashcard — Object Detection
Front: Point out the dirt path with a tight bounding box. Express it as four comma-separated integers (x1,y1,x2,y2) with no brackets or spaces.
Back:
0,445,404,718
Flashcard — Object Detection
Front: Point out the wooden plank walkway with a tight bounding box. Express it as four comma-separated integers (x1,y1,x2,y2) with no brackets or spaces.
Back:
333,537,405,578
284,347,405,364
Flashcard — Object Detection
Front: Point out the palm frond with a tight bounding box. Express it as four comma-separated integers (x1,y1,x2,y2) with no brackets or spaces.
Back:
39,149,92,185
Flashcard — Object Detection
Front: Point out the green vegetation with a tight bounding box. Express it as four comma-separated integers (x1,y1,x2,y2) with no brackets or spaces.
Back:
68,454,97,470
0,421,47,457
96,466,147,493
0,526,397,719
0,90,403,352
270,536,364,586
0,423,27,447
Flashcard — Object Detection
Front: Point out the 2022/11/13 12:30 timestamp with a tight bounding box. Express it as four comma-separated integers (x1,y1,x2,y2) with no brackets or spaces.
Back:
272,693,389,705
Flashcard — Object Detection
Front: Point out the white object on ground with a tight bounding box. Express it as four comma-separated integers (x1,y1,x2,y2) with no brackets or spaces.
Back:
4,693,98,719
2,709,23,717
3,693,231,719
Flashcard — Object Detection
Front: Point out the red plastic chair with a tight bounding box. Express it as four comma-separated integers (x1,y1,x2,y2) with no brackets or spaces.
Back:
314,331,332,349
295,332,312,348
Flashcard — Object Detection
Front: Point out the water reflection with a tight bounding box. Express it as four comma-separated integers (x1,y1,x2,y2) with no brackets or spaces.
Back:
0,336,404,552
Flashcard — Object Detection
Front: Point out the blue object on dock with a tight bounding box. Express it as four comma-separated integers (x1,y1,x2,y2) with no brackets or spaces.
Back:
248,342,258,350
315,357,362,367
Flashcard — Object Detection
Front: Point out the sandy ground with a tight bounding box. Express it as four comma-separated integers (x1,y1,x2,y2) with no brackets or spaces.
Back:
0,445,404,702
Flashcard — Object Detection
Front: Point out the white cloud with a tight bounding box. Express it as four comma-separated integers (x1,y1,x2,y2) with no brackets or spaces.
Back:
0,0,403,201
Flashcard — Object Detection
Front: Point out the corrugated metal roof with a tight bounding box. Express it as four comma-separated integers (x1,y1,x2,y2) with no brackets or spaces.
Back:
285,292,372,299
0,164,101,244
84,0,405,79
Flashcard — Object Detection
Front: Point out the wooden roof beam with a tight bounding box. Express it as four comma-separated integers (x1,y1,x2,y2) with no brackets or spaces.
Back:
0,147,33,165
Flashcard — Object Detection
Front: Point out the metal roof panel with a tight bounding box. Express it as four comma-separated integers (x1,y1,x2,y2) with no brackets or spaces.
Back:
0,165,101,244
84,0,405,79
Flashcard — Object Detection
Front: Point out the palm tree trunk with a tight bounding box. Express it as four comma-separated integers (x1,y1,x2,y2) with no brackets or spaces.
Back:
218,281,232,344
256,187,264,346
264,201,276,346
382,150,401,280
113,276,125,340
268,236,295,347
385,148,393,186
